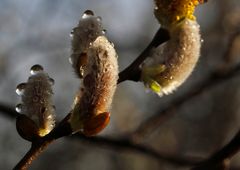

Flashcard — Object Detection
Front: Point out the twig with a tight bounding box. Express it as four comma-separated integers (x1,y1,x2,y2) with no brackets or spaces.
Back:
118,27,170,83
13,115,72,170
218,30,240,75
222,30,240,64
191,130,240,170
72,134,200,166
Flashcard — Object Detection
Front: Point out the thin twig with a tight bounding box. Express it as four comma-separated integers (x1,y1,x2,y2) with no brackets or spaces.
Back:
72,134,201,166
222,30,240,63
13,115,72,170
118,27,170,83
191,130,240,170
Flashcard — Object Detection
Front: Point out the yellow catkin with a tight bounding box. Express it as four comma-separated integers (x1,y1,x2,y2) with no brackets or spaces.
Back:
154,0,204,27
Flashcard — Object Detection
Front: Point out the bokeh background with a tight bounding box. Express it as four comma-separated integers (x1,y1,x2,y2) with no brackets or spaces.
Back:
0,0,240,169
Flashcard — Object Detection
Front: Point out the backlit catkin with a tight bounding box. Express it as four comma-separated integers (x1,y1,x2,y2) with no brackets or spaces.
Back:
141,0,204,96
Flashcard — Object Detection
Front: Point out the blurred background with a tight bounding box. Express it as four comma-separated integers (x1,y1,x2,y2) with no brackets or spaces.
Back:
0,0,240,169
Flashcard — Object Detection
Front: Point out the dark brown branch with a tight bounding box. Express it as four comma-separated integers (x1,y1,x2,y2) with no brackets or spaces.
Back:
13,139,54,170
219,30,240,72
13,115,72,170
192,130,240,170
118,27,170,83
132,63,240,141
72,134,200,166
13,117,200,170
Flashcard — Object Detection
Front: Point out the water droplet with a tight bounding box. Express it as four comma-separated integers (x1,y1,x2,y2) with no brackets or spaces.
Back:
201,39,204,43
16,83,26,96
96,16,102,22
110,42,115,47
102,29,106,34
47,114,53,119
16,104,23,113
70,29,74,38
80,66,85,78
49,78,55,85
82,10,94,19
176,15,180,21
30,64,44,75
69,57,73,64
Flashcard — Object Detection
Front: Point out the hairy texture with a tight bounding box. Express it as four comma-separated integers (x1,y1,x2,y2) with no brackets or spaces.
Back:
70,10,104,78
154,0,205,27
16,65,55,137
70,36,118,136
142,19,201,96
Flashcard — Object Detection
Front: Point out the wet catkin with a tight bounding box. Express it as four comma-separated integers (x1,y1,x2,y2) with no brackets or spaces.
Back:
16,65,55,137
141,0,204,96
69,36,118,136
69,10,104,78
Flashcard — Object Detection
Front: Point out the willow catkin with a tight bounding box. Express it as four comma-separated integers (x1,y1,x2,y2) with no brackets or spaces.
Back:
69,10,104,78
16,65,55,137
69,36,118,136
141,0,204,96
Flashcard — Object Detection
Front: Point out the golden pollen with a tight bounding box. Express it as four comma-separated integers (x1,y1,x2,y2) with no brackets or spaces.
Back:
154,0,204,26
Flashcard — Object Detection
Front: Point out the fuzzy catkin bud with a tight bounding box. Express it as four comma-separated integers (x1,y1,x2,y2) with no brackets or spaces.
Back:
16,65,55,137
142,19,201,96
70,10,104,78
69,36,118,136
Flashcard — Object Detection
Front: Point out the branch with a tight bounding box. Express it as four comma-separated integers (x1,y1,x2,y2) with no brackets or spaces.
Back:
13,115,200,170
118,27,170,83
72,134,200,166
219,30,240,73
13,115,72,170
192,129,240,170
